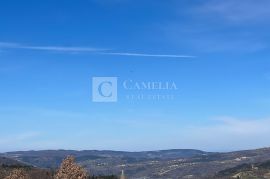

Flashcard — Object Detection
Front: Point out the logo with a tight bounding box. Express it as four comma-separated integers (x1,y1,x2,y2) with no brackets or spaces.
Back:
92,77,118,102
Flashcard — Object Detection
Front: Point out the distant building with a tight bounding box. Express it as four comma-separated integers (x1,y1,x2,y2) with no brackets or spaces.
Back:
120,170,126,179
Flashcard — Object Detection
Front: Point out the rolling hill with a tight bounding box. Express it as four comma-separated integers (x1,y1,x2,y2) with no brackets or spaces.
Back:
2,148,270,178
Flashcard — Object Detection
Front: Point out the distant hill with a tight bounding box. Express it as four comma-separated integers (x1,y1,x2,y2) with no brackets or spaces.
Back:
0,155,117,179
214,159,270,179
0,156,53,179
2,149,207,169
2,148,270,178
0,156,24,166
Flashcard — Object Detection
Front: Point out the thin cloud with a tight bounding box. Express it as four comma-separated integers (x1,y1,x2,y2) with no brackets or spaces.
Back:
198,0,270,23
0,42,195,58
101,52,195,58
179,116,270,151
0,132,41,145
0,42,20,48
0,42,104,52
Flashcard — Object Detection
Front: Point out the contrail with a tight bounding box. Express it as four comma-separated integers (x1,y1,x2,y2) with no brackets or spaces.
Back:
0,42,196,58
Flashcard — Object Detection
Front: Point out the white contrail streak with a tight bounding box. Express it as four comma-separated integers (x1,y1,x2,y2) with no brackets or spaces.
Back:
0,42,196,58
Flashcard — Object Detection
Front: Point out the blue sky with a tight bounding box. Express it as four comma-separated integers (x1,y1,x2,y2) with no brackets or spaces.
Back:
0,0,270,152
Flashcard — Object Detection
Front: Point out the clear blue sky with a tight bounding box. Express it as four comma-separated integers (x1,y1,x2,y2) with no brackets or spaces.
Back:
0,0,269,152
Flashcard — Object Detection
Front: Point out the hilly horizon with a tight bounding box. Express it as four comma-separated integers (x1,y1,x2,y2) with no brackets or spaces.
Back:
2,147,270,178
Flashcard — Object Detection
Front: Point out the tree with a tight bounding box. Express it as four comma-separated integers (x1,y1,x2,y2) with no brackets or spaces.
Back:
54,156,88,179
5,169,30,179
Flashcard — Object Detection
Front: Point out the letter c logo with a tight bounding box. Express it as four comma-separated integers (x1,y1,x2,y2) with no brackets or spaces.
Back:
98,81,113,97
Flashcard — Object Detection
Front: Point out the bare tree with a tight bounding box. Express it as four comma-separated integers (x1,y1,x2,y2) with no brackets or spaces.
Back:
54,156,88,179
5,169,30,179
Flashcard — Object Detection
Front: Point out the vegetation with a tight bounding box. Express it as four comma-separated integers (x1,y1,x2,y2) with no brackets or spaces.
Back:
88,176,118,179
0,156,119,179
4,169,30,179
55,156,88,179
